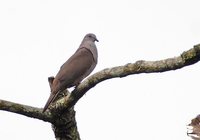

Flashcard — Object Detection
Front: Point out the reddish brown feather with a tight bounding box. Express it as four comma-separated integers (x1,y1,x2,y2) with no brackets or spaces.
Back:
42,47,96,112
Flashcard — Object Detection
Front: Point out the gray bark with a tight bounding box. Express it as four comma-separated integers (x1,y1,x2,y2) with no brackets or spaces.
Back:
0,44,200,139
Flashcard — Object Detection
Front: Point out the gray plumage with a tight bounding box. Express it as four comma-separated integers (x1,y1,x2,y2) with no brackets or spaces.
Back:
43,33,98,112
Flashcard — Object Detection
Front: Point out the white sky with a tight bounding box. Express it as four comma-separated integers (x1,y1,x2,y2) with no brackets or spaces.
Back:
0,0,200,140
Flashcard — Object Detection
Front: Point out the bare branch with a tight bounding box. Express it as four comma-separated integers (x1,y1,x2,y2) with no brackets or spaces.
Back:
55,44,200,110
0,99,52,122
187,115,200,140
1,44,200,121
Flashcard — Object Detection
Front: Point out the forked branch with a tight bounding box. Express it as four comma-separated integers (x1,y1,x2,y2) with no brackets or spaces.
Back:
0,44,200,122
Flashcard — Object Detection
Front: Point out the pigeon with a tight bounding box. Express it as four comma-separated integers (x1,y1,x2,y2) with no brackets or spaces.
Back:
43,33,98,112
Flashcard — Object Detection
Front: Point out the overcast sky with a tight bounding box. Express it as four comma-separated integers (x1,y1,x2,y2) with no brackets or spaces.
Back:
0,0,200,140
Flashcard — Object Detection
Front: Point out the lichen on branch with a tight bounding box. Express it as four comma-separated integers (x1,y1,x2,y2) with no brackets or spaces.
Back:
57,43,200,111
0,44,200,122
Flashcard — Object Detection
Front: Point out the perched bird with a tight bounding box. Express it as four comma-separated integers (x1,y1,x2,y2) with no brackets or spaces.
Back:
43,33,98,112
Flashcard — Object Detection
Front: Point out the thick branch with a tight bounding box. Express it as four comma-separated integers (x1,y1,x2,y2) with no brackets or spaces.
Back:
0,99,52,122
55,44,200,110
1,44,200,121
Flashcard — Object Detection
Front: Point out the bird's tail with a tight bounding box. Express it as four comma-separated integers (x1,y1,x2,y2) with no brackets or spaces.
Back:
42,92,59,113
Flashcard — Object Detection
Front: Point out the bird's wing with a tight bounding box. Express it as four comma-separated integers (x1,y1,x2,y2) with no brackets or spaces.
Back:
56,47,95,89
42,48,95,112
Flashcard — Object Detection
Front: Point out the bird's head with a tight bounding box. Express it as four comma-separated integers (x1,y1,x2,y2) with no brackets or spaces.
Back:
84,33,99,42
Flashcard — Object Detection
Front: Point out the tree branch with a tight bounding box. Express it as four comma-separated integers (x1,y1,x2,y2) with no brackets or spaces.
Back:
187,115,200,139
0,99,52,122
1,44,200,121
55,44,200,110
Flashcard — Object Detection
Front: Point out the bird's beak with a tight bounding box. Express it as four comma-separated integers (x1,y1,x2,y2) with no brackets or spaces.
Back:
95,38,99,42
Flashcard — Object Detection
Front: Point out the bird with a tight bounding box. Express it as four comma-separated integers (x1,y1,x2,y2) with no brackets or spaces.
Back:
42,33,98,112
